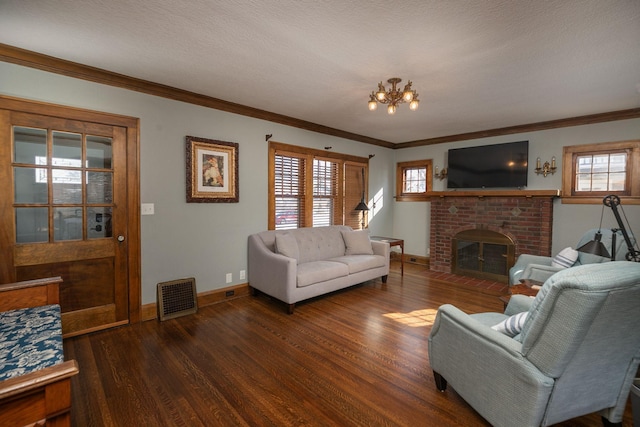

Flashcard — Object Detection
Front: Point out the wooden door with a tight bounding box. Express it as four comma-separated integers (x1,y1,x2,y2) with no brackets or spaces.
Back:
0,98,140,337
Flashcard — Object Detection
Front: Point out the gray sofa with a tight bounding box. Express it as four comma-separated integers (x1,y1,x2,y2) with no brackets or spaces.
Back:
248,225,390,313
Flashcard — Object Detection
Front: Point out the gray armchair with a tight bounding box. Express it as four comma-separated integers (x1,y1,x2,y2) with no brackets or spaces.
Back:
509,228,629,285
428,261,640,427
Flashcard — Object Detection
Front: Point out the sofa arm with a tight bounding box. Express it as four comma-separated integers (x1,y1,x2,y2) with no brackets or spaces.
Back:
0,360,79,400
248,234,297,303
0,360,79,427
371,241,390,268
0,277,62,311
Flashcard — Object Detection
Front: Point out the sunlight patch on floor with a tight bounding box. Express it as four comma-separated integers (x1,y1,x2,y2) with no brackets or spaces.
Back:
383,308,438,327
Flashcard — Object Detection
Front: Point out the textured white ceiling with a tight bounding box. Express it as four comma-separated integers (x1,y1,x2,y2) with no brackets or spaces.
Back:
1,0,639,144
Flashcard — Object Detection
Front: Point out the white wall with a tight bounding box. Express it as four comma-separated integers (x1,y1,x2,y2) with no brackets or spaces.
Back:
393,119,640,258
0,62,395,304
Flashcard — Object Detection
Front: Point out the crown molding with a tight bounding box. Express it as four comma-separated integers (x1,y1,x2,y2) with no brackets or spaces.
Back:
0,43,394,149
396,108,640,148
1,43,638,150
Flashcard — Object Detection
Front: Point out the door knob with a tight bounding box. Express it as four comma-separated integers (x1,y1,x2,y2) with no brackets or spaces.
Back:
117,235,125,242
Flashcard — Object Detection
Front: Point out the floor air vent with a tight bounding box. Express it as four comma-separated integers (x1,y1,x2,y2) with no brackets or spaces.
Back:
157,278,198,321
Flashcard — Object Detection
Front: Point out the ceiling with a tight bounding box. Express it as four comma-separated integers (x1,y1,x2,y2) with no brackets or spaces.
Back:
1,0,639,145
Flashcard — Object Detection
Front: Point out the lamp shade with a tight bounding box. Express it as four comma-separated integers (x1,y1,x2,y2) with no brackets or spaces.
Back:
355,200,369,211
577,231,611,259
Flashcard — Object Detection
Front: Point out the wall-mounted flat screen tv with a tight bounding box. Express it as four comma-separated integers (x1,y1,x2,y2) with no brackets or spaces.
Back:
446,140,529,189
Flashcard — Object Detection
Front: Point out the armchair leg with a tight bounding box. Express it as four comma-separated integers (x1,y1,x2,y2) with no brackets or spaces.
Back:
433,371,447,391
381,275,388,283
601,416,621,427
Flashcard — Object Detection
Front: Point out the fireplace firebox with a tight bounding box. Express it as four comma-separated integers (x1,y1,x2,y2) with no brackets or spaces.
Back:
452,229,515,282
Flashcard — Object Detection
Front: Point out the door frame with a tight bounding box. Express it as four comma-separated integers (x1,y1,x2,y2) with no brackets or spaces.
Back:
0,95,141,325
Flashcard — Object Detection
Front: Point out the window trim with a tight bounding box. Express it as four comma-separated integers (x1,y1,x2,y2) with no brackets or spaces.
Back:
268,142,368,230
395,159,433,202
561,140,640,205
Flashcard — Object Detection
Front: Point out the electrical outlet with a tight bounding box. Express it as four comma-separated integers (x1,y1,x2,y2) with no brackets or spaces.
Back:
225,273,232,283
239,270,246,280
141,203,154,215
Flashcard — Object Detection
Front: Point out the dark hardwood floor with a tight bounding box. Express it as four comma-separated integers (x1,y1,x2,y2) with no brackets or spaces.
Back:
64,262,635,426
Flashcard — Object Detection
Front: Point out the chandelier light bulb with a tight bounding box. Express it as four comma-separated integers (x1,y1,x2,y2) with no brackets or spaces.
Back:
409,98,419,111
368,98,378,111
387,104,396,115
402,82,414,102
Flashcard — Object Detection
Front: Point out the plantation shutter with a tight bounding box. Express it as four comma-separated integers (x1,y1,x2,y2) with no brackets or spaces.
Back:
274,153,306,230
312,157,340,227
344,162,368,230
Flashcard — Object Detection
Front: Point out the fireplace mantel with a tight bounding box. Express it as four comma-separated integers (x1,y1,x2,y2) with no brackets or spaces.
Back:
426,189,560,198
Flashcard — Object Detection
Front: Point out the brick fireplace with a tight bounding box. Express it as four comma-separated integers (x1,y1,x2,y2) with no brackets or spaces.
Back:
429,191,558,281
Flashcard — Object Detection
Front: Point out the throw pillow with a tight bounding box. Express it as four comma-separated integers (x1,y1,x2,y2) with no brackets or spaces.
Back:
275,233,299,262
491,312,528,337
551,247,579,268
341,230,374,255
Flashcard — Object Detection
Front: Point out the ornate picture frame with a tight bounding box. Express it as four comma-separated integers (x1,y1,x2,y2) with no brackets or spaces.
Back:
186,136,239,203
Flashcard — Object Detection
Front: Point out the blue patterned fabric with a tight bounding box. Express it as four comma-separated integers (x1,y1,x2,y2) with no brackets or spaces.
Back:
0,304,64,381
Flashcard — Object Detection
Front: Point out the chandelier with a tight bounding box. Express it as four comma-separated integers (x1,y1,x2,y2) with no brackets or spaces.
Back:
368,77,419,114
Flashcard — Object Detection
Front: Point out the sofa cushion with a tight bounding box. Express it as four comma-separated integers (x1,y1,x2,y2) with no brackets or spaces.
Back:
295,226,348,264
297,261,349,288
275,233,300,262
341,230,374,255
0,304,64,381
330,255,386,274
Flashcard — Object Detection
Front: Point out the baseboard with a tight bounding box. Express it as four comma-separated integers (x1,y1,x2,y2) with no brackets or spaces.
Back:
391,252,429,267
141,283,250,321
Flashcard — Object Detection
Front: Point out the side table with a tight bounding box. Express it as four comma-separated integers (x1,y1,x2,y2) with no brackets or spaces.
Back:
370,236,404,275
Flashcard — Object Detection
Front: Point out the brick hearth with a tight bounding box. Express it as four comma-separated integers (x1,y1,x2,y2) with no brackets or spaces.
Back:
429,195,555,275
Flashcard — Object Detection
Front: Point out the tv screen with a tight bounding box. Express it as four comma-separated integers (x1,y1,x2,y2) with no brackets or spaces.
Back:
446,141,529,189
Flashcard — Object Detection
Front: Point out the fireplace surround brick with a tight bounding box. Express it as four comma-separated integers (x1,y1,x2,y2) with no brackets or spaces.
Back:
429,195,555,275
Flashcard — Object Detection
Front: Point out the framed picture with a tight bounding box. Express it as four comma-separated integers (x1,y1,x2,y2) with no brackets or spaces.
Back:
186,136,239,203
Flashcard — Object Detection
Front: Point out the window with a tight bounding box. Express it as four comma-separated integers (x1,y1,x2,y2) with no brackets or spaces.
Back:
562,140,640,204
396,159,433,201
313,159,338,227
269,142,368,230
273,153,305,229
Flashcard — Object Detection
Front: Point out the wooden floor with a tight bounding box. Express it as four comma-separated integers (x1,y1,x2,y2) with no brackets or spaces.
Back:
64,262,635,426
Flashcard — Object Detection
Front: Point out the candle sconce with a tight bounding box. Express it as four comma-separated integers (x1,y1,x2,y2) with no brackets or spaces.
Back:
434,166,448,180
535,156,557,177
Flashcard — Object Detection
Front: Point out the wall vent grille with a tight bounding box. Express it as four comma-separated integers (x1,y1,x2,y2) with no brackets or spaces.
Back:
157,278,198,321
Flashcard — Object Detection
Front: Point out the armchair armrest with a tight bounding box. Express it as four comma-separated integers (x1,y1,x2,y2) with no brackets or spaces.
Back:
509,254,553,285
504,294,535,316
520,263,562,284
